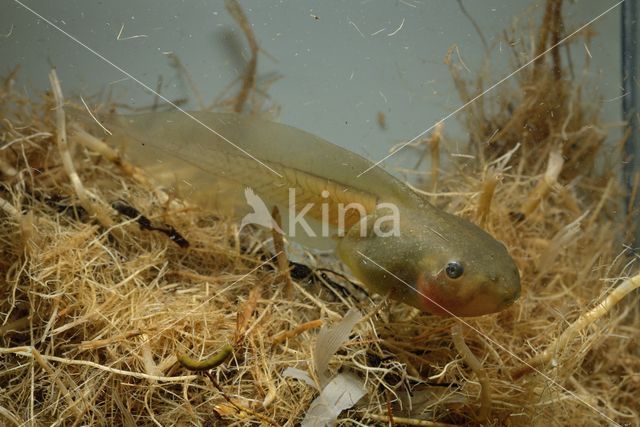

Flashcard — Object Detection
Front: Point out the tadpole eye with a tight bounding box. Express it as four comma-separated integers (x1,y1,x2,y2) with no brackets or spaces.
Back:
445,261,464,279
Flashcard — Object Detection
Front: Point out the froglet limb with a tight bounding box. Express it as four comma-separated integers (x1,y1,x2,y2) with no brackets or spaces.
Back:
75,111,520,317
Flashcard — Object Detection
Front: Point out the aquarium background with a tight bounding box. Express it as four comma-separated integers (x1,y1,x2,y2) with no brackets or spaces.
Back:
2,2,640,425
0,0,624,171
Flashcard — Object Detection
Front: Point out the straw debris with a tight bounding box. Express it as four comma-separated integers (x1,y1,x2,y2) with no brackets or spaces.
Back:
1,1,638,425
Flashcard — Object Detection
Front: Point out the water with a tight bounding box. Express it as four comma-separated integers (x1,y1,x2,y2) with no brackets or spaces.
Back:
1,2,637,425
0,0,624,169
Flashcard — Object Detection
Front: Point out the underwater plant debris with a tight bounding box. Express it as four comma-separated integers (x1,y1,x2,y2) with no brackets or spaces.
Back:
1,1,639,426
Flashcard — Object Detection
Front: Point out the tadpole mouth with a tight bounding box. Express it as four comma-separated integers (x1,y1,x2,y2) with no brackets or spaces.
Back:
497,278,521,310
